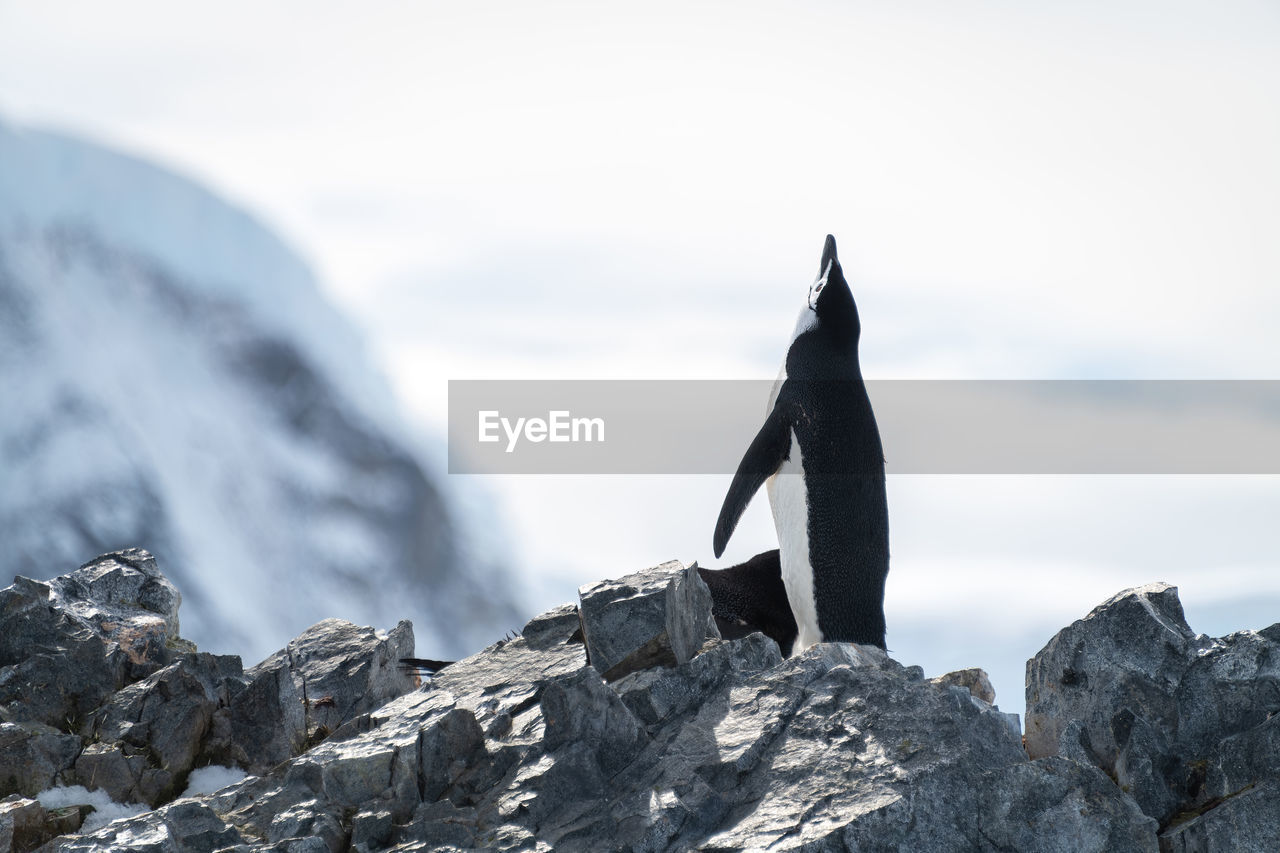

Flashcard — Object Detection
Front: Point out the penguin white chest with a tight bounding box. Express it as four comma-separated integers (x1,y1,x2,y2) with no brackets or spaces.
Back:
765,429,823,654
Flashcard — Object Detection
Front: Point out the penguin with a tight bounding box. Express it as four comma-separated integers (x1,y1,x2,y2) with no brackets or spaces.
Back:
712,234,889,653
398,657,453,676
697,550,798,656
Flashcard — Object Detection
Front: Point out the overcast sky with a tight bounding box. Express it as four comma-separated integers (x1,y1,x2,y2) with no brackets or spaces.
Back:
3,0,1279,708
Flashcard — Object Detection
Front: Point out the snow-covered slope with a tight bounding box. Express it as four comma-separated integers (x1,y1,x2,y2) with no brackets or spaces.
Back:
0,119,520,661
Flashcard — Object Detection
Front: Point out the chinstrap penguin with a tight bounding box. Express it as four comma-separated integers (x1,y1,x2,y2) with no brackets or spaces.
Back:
713,234,889,654
697,549,797,656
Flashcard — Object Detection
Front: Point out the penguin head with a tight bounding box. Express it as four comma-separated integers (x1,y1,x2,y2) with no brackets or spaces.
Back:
804,234,859,342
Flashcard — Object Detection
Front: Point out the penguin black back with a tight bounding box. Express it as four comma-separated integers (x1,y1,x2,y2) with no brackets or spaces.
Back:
698,549,797,656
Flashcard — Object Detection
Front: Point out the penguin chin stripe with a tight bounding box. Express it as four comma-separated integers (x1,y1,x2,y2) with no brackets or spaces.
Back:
808,258,833,310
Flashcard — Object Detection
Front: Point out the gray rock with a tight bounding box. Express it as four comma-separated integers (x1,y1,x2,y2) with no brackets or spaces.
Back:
1174,628,1280,759
930,666,997,704
688,643,1034,852
110,581,1126,850
152,800,245,853
203,651,306,775
70,740,130,794
0,550,184,729
391,800,480,849
418,707,494,806
577,561,715,681
0,552,439,849
205,618,416,775
1160,777,1280,853
349,808,392,850
57,550,182,640
1027,582,1280,829
51,799,245,853
266,800,345,850
1026,583,1197,826
1113,707,1179,824
21,554,1280,852
1,796,50,853
520,603,581,649
82,653,243,805
612,632,782,728
1026,582,1199,767
248,618,417,733
974,757,1159,852
1201,711,1280,801
124,583,1159,851
73,741,170,808
782,754,1158,853
429,605,587,724
0,723,80,798
540,667,648,778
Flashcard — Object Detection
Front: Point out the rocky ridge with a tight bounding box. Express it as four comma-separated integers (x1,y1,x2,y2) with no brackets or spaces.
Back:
1,550,1277,851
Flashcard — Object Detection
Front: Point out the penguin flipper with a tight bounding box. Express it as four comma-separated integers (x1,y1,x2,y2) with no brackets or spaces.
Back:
713,406,791,558
398,657,453,675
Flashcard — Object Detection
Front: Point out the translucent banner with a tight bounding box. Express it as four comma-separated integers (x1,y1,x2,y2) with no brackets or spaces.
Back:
448,380,1280,475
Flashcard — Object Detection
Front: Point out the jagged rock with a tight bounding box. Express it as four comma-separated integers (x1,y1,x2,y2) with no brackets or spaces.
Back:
612,632,782,727
1028,582,1280,832
265,800,345,850
0,550,183,729
81,653,243,806
0,552,429,849
1201,711,1280,800
930,667,997,705
973,757,1158,852
153,602,1139,852
1026,583,1199,768
390,800,481,849
72,743,153,808
1,796,51,853
349,808,392,852
417,708,495,806
540,667,648,778
204,618,416,775
50,798,245,853
20,554,1280,851
1113,707,1179,825
147,800,245,852
1174,626,1280,758
683,645,1032,852
249,618,417,737
1160,777,1280,853
203,652,305,776
57,550,182,640
519,603,580,649
1026,583,1200,826
430,604,587,720
0,724,80,799
577,561,716,681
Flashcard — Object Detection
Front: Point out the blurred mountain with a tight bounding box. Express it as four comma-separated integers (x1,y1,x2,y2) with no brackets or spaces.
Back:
0,119,521,661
